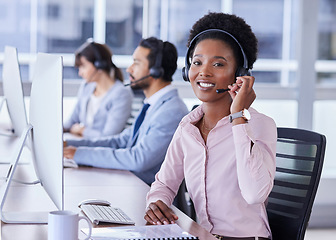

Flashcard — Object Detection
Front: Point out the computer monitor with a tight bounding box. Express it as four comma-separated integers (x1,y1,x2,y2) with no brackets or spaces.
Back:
0,52,64,223
0,46,28,137
0,46,30,164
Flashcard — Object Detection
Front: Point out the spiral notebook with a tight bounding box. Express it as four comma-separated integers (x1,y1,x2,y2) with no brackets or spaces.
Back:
81,223,199,239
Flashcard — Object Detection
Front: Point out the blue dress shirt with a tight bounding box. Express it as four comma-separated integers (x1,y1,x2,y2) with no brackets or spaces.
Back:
66,88,188,185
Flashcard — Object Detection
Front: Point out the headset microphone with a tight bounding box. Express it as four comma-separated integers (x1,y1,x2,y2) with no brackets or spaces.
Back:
216,88,230,94
124,75,151,86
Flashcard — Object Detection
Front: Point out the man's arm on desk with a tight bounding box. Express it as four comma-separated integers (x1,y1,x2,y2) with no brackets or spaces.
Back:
63,127,131,160
65,126,132,149
63,119,172,174
66,124,170,173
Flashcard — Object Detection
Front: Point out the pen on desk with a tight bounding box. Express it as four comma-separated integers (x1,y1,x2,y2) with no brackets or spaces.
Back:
6,164,13,179
6,128,15,133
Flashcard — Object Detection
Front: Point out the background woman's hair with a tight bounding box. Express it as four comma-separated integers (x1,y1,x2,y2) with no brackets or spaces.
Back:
75,41,124,82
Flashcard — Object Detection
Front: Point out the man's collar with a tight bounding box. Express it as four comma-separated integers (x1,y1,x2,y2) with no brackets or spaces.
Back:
144,84,174,106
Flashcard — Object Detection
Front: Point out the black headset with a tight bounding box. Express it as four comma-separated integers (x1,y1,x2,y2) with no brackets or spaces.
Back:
149,40,164,79
89,41,110,70
182,29,251,82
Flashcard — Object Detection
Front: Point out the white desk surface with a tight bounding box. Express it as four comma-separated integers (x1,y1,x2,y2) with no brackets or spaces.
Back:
0,135,216,240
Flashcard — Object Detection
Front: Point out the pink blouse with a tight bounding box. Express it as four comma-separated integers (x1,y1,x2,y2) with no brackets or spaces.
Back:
146,105,277,238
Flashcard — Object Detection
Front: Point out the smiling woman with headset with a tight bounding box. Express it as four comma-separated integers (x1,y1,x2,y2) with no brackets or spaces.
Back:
63,39,133,138
145,12,277,240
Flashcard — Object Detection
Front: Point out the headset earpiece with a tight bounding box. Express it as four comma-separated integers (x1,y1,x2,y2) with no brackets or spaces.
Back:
90,42,109,70
182,42,193,82
149,66,164,79
235,67,251,78
182,29,250,82
149,40,164,79
182,66,189,82
93,60,108,70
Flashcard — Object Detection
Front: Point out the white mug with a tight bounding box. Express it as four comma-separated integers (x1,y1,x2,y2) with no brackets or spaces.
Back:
48,210,92,240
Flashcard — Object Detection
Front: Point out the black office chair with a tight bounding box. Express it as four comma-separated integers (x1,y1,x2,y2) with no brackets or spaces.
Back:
191,104,199,111
267,127,326,240
174,105,199,221
174,179,197,221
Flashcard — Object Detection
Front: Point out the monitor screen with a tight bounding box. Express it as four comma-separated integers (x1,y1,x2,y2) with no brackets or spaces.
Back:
0,52,64,223
29,52,64,212
1,46,28,137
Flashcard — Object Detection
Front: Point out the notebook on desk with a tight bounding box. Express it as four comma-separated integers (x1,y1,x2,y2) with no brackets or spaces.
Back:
81,223,199,239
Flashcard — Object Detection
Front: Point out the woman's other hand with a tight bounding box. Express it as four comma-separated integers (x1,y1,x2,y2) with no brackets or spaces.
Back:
144,200,178,225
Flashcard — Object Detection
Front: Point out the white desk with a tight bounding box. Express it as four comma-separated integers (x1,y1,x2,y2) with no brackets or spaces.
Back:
0,134,25,164
0,127,215,239
0,164,216,240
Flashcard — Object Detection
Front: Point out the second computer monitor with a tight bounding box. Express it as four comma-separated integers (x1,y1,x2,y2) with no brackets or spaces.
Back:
1,46,28,137
29,52,64,212
0,52,64,223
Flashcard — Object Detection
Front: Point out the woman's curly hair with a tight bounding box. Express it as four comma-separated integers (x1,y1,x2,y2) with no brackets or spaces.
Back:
187,12,258,70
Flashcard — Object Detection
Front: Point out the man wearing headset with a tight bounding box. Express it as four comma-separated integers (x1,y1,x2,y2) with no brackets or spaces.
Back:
63,37,188,185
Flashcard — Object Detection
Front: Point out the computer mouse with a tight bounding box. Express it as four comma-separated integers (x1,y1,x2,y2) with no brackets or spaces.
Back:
78,199,111,208
63,158,78,168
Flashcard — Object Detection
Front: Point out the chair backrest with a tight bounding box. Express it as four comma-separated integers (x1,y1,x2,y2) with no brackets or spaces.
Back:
174,179,197,221
267,127,326,240
173,104,199,221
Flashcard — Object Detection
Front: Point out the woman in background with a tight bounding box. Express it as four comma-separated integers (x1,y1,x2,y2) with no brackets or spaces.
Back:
64,40,133,138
